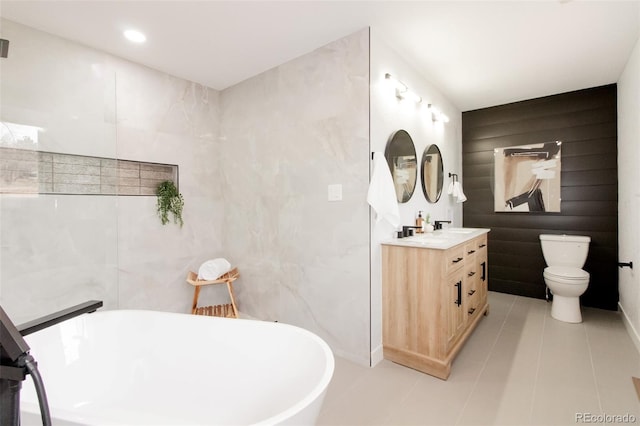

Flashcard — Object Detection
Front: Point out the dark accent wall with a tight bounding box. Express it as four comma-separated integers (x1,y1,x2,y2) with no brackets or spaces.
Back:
462,85,618,310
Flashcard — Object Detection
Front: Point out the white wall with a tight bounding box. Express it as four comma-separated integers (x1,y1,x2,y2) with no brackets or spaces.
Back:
617,33,640,352
369,28,462,365
0,19,223,323
109,54,223,314
0,21,373,365
0,20,118,323
219,29,372,365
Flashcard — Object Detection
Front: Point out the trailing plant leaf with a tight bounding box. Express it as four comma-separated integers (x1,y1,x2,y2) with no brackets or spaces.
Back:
156,180,184,227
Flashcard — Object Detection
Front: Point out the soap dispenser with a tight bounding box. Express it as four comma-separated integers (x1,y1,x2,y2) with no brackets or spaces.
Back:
416,211,424,233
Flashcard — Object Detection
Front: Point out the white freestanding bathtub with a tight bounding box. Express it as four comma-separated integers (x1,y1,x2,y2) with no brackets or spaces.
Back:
19,310,334,425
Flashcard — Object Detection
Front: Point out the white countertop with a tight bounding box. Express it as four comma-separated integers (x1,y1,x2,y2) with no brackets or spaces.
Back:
382,228,490,250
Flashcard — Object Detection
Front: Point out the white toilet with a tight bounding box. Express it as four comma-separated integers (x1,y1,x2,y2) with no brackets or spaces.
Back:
539,234,591,323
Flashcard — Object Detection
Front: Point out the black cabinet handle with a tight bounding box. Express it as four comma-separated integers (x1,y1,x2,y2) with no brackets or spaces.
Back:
468,289,476,296
455,281,462,306
481,261,486,281
452,257,463,264
468,307,476,315
479,244,486,248
467,250,475,255
468,271,475,277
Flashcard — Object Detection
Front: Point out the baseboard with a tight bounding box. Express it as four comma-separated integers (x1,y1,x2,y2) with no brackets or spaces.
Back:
371,344,384,367
332,348,370,368
619,302,640,355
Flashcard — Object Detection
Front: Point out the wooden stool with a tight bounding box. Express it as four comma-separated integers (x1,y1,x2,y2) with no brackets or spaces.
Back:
186,267,240,318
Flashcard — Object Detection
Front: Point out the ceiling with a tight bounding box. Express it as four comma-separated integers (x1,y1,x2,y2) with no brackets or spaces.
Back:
1,1,638,111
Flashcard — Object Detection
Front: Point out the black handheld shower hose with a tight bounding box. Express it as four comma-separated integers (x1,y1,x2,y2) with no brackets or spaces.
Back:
1,305,51,426
23,354,52,426
2,301,101,425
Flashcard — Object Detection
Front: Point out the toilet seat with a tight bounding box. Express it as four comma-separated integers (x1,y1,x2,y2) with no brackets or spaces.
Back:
544,266,589,284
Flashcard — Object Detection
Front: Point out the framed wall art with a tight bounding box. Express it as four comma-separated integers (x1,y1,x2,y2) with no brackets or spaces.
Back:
494,141,562,213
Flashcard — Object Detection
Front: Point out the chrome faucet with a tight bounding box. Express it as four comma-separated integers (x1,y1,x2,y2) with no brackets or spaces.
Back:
433,220,451,230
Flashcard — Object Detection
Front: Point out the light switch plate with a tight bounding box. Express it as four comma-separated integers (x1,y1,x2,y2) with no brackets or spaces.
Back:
328,184,343,201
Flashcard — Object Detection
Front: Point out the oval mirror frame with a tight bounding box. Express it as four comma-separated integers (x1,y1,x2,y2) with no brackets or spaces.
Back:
385,130,417,203
421,144,444,203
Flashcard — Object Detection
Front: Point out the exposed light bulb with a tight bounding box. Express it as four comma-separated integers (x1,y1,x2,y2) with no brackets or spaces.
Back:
386,74,421,104
124,29,146,43
385,73,407,92
397,88,422,104
428,105,449,123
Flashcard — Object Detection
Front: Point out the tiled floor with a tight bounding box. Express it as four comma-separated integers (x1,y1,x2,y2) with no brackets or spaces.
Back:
318,292,640,425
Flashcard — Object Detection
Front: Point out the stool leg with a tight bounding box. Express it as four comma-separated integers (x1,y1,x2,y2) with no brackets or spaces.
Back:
191,286,201,314
227,281,238,318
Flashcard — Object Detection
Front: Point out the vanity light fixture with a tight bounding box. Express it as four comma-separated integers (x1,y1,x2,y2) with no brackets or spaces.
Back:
385,73,407,92
123,29,146,44
398,88,422,104
428,104,450,123
385,73,450,122
385,73,422,104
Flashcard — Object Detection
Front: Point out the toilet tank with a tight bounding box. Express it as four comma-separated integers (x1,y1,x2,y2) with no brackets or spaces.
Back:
539,234,591,268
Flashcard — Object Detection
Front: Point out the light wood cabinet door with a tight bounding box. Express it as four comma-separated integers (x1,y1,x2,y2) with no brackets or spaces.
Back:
446,270,465,351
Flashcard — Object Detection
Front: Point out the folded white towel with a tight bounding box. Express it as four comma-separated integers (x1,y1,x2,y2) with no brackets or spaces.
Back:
367,152,401,228
198,258,232,280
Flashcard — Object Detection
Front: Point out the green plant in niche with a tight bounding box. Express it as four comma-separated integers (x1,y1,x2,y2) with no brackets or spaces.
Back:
156,180,184,227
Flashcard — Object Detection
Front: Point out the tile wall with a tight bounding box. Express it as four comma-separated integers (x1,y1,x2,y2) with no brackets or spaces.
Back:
0,19,222,323
0,20,373,365
219,29,371,364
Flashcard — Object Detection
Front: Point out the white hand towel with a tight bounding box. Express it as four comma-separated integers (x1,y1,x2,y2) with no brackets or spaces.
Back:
198,258,232,280
447,181,455,195
367,152,401,228
454,181,467,203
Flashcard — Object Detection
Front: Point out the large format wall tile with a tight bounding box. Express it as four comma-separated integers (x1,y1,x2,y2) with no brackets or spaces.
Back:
0,19,223,322
0,195,119,324
220,29,371,364
1,19,373,364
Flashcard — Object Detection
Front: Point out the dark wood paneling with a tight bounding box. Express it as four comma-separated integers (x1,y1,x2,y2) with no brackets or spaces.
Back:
464,123,618,154
462,85,618,310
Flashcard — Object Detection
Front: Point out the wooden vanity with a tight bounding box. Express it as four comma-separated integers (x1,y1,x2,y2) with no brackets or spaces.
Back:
381,228,490,379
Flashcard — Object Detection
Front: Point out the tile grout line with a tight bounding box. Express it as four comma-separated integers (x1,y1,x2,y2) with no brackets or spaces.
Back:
527,300,548,425
380,371,421,425
454,295,518,426
317,360,373,422
583,321,604,415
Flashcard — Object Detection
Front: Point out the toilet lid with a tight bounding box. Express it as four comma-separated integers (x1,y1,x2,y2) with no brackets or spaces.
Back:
545,266,589,280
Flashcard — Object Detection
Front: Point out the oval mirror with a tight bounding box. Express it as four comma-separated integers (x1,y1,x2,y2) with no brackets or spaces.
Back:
421,144,444,203
385,130,417,203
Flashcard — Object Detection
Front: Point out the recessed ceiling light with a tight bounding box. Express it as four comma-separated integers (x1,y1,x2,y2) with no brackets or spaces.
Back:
124,29,146,44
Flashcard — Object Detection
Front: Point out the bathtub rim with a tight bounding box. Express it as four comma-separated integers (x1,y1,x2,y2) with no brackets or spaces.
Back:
21,309,336,426
248,316,335,425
